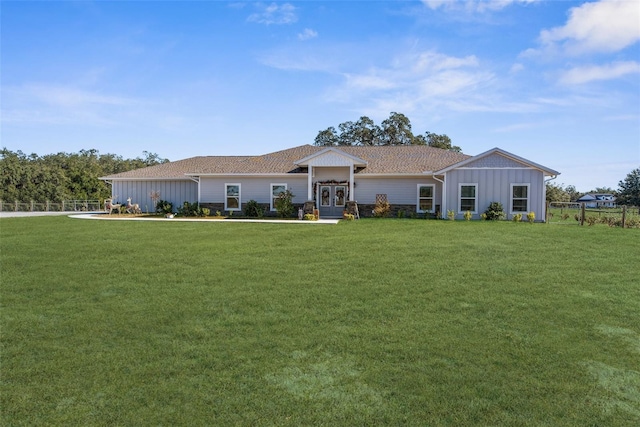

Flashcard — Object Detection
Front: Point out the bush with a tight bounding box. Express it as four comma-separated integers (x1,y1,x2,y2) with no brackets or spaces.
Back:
463,210,472,221
527,212,535,223
274,190,295,218
244,200,264,218
156,200,173,214
303,213,317,221
484,202,505,221
447,210,456,220
177,201,208,217
512,213,523,222
373,201,391,218
343,213,355,221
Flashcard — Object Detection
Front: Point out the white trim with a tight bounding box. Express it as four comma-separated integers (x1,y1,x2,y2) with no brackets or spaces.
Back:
270,183,287,211
225,183,241,211
416,184,435,213
510,183,530,214
458,183,478,214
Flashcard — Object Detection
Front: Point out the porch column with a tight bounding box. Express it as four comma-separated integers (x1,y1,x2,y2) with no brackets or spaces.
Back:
349,165,354,201
307,165,313,200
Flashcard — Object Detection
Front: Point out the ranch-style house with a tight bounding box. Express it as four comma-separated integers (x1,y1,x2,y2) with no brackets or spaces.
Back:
100,145,560,220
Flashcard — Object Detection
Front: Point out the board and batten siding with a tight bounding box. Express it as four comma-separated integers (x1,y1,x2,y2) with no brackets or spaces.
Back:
111,179,198,213
199,176,309,206
444,168,545,219
353,177,442,206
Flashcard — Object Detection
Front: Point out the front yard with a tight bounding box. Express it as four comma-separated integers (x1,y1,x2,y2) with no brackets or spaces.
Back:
1,217,638,425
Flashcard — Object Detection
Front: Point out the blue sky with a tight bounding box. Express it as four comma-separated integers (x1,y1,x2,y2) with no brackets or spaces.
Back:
1,0,639,192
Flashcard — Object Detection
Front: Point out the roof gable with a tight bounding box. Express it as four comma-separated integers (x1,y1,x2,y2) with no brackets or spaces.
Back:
436,147,560,176
295,147,367,167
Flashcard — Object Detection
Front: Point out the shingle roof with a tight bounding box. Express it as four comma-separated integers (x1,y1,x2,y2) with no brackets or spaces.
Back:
101,145,470,179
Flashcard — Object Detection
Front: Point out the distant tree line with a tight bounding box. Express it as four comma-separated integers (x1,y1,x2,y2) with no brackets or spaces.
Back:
546,167,640,206
0,148,168,203
315,112,461,152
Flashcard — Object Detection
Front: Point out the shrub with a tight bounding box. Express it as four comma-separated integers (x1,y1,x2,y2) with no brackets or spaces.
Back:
156,200,173,214
373,201,391,218
463,210,472,221
586,216,598,226
512,213,523,222
274,190,295,218
447,210,456,220
397,210,405,219
177,201,207,217
244,200,264,218
527,211,535,223
303,213,317,221
484,202,505,221
343,213,355,221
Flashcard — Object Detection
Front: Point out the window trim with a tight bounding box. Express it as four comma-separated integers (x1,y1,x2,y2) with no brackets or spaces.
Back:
510,183,530,214
225,183,241,211
417,184,435,213
458,183,478,214
270,183,287,211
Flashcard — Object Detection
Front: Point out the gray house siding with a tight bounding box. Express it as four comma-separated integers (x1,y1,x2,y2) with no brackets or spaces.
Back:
199,176,308,211
444,168,545,220
353,177,441,206
111,179,197,213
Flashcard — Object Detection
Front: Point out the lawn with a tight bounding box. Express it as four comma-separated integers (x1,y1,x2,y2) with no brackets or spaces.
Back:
1,216,638,425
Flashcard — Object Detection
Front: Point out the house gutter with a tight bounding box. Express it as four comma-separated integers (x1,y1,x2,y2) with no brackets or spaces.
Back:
188,176,201,204
432,174,445,219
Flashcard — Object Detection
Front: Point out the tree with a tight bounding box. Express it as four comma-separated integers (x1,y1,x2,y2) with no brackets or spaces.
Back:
314,113,458,151
422,131,462,152
314,127,339,146
379,112,415,145
617,167,640,206
546,182,570,203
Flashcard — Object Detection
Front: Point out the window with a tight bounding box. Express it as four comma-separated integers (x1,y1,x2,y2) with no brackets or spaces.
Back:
459,184,477,213
335,186,346,207
271,184,286,211
225,184,240,210
511,184,529,213
417,185,434,212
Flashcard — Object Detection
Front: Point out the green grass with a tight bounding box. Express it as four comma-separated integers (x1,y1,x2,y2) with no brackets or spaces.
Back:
1,217,639,425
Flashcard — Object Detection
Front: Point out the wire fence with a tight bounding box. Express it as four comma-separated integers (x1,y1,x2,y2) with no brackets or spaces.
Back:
547,202,640,228
0,200,103,212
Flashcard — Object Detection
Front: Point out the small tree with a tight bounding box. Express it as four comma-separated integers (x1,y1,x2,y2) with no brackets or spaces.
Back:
617,167,640,206
274,189,295,218
484,202,505,221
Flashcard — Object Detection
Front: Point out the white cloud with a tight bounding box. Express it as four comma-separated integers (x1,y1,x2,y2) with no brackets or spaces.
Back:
538,0,640,55
326,50,497,116
422,0,537,13
559,61,640,85
298,28,318,41
247,3,297,25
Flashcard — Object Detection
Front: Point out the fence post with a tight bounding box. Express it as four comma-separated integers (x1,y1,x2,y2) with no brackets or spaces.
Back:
580,203,585,226
622,205,627,228
15,200,18,211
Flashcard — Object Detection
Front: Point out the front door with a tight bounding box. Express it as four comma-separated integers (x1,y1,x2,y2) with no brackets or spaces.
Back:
318,185,346,218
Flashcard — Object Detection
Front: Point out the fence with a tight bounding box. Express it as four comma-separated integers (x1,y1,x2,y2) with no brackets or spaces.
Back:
547,202,640,228
0,200,102,212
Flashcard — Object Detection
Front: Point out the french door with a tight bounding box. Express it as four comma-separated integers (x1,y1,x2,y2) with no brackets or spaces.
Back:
318,184,346,218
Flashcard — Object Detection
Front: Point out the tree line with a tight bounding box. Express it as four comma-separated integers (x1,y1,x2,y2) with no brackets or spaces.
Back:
315,112,461,152
546,167,640,206
0,148,168,203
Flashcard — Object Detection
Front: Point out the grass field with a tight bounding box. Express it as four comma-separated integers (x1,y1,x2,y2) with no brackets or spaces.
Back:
1,216,639,426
